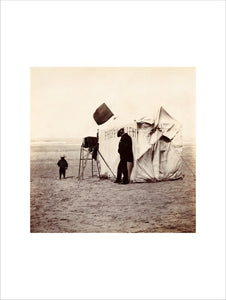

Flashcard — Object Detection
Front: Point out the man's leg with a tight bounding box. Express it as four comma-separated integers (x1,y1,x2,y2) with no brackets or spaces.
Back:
59,169,62,179
122,161,129,184
63,169,66,179
127,161,134,182
115,160,122,183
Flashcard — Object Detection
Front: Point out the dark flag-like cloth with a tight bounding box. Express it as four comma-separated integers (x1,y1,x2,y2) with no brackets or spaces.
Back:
93,103,113,125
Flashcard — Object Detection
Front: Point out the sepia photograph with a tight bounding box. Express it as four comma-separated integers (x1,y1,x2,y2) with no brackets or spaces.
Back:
2,0,225,299
30,67,196,233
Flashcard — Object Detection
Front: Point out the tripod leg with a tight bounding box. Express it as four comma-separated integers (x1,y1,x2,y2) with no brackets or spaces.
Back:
78,145,83,180
81,149,90,179
96,157,101,178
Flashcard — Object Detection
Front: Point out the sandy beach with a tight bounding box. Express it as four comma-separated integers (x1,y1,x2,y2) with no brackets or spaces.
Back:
30,139,196,233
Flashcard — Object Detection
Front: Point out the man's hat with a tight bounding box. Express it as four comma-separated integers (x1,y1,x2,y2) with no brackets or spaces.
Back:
117,128,124,137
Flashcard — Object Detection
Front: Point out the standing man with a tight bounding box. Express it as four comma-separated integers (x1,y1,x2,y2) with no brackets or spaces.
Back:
115,128,134,184
57,156,68,179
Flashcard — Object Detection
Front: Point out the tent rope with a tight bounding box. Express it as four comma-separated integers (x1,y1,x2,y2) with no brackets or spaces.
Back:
173,144,196,178
97,150,116,178
181,155,196,178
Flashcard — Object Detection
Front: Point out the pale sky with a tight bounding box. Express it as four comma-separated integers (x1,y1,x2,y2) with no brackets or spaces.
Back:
30,67,195,140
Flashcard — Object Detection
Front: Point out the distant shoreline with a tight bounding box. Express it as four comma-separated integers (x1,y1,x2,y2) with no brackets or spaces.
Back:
30,137,196,145
30,137,83,145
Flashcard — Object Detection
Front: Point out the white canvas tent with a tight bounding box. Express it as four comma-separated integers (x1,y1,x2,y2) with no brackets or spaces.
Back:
97,107,183,182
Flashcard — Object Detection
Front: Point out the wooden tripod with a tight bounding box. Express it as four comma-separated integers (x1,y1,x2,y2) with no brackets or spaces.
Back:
78,145,101,180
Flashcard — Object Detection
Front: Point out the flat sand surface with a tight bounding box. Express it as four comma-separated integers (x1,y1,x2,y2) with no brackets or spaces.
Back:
30,140,196,233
